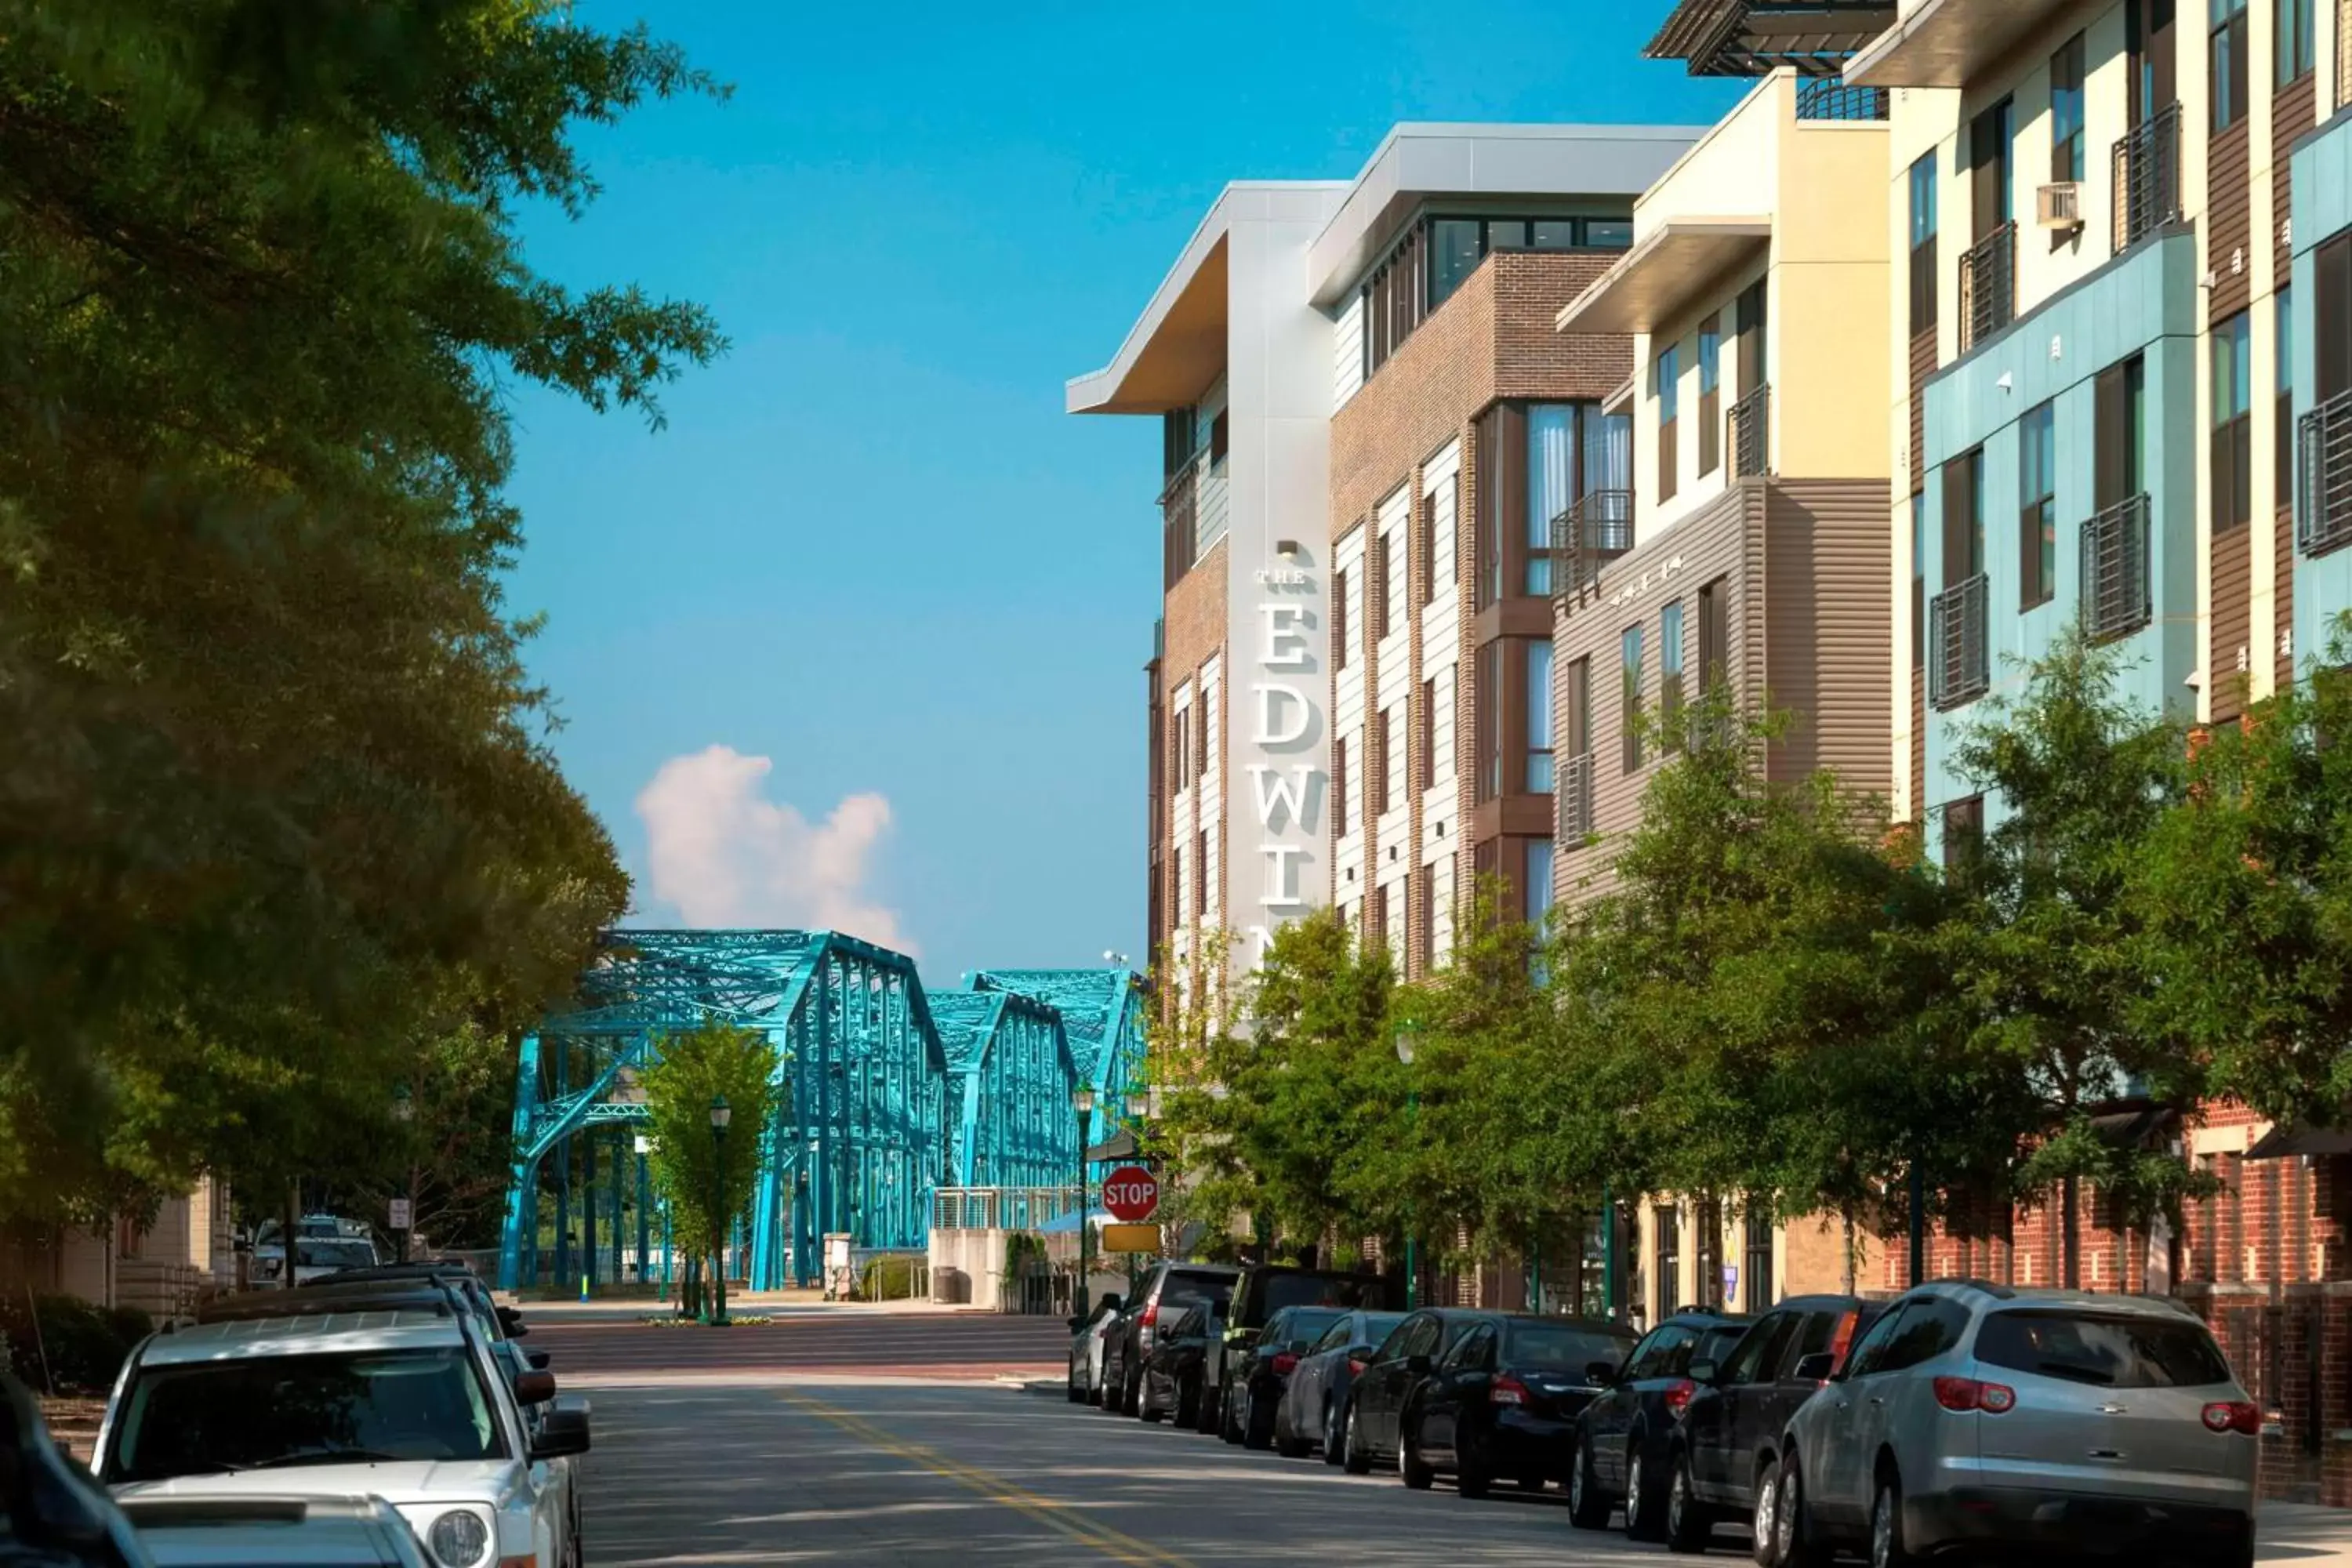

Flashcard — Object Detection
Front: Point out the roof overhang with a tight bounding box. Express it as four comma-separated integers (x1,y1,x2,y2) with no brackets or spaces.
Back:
2246,1123,2352,1160
1554,219,1773,336
1645,0,1897,76
1066,220,1233,416
1845,0,2070,88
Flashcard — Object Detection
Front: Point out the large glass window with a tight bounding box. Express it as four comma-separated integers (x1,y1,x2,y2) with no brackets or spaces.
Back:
2051,34,2087,182
1583,407,1632,498
2279,0,2315,84
1527,639,1555,792
2021,401,2056,608
1431,219,1484,307
1657,344,1681,505
1698,326,1722,476
1526,840,1555,931
2212,0,2250,131
1908,152,1939,335
1528,405,1575,596
1621,623,1645,775
1660,601,1686,742
2279,286,2296,503
2213,310,2253,532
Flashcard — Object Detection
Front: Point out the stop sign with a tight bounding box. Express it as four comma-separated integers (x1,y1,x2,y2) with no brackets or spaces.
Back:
1101,1165,1160,1222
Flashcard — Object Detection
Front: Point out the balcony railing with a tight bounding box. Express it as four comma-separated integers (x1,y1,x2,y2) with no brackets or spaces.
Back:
1928,572,1989,710
2299,389,2352,557
1728,383,1770,479
1159,463,1196,591
2082,493,2152,643
1557,751,1595,845
1958,222,2016,352
1795,76,1889,122
1549,488,1634,605
2112,105,2182,255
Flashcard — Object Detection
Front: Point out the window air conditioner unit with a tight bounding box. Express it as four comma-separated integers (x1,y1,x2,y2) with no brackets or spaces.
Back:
2037,181,2083,231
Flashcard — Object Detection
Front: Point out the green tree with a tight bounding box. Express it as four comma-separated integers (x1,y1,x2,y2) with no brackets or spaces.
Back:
642,1022,778,1323
0,1,721,1224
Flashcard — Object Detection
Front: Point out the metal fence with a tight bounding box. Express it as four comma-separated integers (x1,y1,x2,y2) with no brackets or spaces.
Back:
1928,573,1990,710
2082,493,2152,644
1548,489,1634,605
1557,750,1595,844
1728,384,1770,479
2112,105,2182,255
2299,390,2352,557
1794,75,1888,122
931,1186,1081,1232
1958,222,2016,352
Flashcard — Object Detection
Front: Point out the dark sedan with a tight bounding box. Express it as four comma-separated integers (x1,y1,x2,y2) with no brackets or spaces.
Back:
1395,1314,1636,1498
1137,1301,1221,1425
1221,1305,1346,1449
1567,1308,1752,1540
1338,1308,1486,1475
1274,1308,1408,1462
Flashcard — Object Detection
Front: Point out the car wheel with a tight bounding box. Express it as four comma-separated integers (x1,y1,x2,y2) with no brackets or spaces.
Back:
1751,1458,1784,1567
1567,1436,1611,1530
1624,1443,1668,1541
1275,1399,1310,1459
1341,1402,1373,1475
1195,1378,1222,1436
1243,1389,1275,1450
1870,1470,1914,1568
1664,1449,1710,1554
1120,1367,1142,1418
1321,1399,1347,1468
1399,1428,1434,1490
1138,1372,1164,1424
1777,1455,1828,1568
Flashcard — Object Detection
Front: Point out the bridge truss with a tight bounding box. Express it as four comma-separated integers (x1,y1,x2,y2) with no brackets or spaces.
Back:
971,969,1145,1152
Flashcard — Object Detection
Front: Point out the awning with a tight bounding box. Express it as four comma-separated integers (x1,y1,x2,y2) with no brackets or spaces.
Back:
1645,0,1897,76
2245,1124,2352,1160
1555,219,1773,336
1084,1127,1140,1163
1845,0,2074,89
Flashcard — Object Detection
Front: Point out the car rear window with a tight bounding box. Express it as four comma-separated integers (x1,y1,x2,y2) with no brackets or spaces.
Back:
1974,1310,2234,1389
1279,1308,1345,1347
1261,1272,1381,1314
1504,1323,1635,1374
1159,1272,1233,1312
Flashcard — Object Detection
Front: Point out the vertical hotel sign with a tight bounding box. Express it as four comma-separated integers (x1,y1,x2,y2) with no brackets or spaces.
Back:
1244,561,1322,962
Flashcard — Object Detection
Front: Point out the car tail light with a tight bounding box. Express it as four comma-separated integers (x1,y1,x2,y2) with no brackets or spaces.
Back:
1827,1310,1858,1375
1490,1376,1530,1407
1139,1302,1157,1348
1347,1357,1367,1377
2202,1400,2261,1435
1663,1378,1696,1419
1932,1377,2016,1414
1272,1352,1298,1374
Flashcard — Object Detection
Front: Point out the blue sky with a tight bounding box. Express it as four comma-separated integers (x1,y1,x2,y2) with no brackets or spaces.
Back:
503,1,1744,981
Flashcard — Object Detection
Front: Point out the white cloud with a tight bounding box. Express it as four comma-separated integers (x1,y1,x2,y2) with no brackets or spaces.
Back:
634,745,913,953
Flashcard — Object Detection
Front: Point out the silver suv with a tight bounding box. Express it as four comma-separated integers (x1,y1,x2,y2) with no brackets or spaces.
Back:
1766,1281,2256,1568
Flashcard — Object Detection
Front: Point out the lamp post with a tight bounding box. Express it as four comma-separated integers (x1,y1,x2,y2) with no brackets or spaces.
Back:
390,1081,417,1264
633,1134,652,1290
1073,1084,1096,1319
708,1096,731,1327
1395,1022,1421,1309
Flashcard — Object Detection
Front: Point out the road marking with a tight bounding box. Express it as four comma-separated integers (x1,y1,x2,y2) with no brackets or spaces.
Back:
782,1393,1197,1568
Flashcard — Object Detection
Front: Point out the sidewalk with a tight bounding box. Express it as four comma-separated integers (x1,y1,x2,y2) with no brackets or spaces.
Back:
2263,1501,2352,1563
507,1290,1004,1323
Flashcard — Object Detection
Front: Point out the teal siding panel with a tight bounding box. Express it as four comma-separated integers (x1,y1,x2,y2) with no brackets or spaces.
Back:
2290,112,2352,667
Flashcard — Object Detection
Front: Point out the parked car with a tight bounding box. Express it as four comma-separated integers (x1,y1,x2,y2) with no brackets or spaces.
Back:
96,1307,590,1568
1337,1308,1486,1475
119,1494,433,1568
1393,1314,1638,1498
1219,1305,1347,1449
1567,1307,1752,1539
1661,1293,1884,1554
1272,1309,1406,1464
251,1235,383,1288
1064,1294,1123,1405
1098,1263,1240,1419
1137,1302,1225,1426
0,1370,154,1568
1766,1283,2257,1568
308,1264,518,1345
1200,1265,1392,1438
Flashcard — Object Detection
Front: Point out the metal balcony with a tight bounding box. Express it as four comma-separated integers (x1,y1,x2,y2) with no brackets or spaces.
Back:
1728,384,1770,479
1795,75,1889,122
2082,493,2152,643
2111,105,2182,255
1159,463,1196,591
1927,572,1989,710
1549,488,1635,605
1557,751,1595,844
2299,389,2352,558
1958,222,2016,352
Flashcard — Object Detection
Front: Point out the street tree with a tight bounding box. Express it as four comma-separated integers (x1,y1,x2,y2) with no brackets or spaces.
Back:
641,1022,779,1323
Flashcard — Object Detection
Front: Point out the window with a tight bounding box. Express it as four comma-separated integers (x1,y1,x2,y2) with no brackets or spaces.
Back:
1722,1312,1796,1385
1944,794,1985,869
1195,829,1207,914
1839,1302,1914,1377
1171,706,1189,790
1657,344,1681,504
1698,326,1722,476
1584,218,1635,249
1943,448,1985,585
1526,840,1554,931
1417,871,1436,974
1697,577,1728,695
1660,601,1686,742
2212,310,2252,533
1417,491,1436,606
1529,405,1574,595
1442,1323,1497,1372
1624,1323,1696,1381
2021,401,2056,608
1418,678,1436,793
1334,735,1348,837
1794,1303,1866,1378
1196,688,1210,776
1374,710,1392,815
1743,1208,1773,1312
2280,287,2296,504
2096,354,2150,509
1910,495,1926,667
1564,656,1592,761
1432,219,1483,309
1653,1205,1682,1318
1872,1298,1971,1374
1333,564,1349,669
1908,153,1939,336
1476,641,1501,802
2279,0,2315,84
1209,408,1229,467
2051,34,2087,183
1973,1309,2233,1387
2212,0,2249,131
2321,233,2352,405
1375,530,1396,640
1621,623,1646,774
1526,641,1555,792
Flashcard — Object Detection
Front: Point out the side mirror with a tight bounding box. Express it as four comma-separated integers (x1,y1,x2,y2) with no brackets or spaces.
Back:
1100,1294,1122,1314
1406,1354,1432,1379
525,1351,551,1373
1689,1359,1720,1385
1793,1352,1835,1383
495,1305,527,1335
529,1404,591,1461
511,1370,557,1406
1584,1360,1620,1386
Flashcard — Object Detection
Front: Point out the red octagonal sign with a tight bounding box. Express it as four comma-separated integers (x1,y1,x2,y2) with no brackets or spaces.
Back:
1101,1165,1160,1222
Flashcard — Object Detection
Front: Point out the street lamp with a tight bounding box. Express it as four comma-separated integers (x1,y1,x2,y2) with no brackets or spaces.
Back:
1073,1084,1096,1319
390,1082,416,1263
1395,1022,1421,1309
708,1096,731,1327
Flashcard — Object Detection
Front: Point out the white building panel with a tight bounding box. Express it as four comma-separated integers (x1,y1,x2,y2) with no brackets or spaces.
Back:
1375,490,1413,714
1198,655,1222,828
1384,879,1406,970
1333,293,1365,412
1423,440,1461,601
1430,660,1457,785
1429,853,1456,968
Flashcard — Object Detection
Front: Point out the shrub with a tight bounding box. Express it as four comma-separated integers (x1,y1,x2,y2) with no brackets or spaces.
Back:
0,1295,151,1395
859,1255,924,1300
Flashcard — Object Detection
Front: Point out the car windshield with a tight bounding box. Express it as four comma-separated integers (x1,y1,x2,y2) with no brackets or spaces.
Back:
295,1239,377,1270
1974,1309,2234,1389
1506,1323,1635,1375
1356,1312,1406,1346
1262,1274,1378,1314
1279,1309,1344,1348
107,1348,504,1483
1696,1324,1749,1367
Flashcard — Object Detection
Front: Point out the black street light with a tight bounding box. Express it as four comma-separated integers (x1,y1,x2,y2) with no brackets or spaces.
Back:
1395,1022,1421,1309
390,1080,417,1264
708,1095,731,1327
1073,1084,1096,1319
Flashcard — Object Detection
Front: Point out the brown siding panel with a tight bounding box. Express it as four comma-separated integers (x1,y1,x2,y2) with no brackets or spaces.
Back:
1911,669,1926,823
2211,520,2252,720
2278,503,2297,690
2276,74,2317,280
2209,119,2253,324
1909,329,1936,491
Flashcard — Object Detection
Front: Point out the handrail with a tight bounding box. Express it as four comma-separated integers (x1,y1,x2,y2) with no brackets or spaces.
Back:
2111,105,2182,255
1728,384,1770,479
1927,572,1989,710
2299,388,2352,557
1557,751,1595,845
2082,493,2152,643
1958,222,2016,351
1548,488,1634,606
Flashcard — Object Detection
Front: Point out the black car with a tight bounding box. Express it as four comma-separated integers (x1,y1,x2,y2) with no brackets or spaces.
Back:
1395,1314,1638,1497
1337,1308,1486,1474
1099,1261,1240,1418
1273,1308,1410,1462
0,1370,153,1568
1137,1301,1225,1425
1659,1294,1885,1553
1202,1265,1392,1437
1567,1308,1752,1540
1220,1305,1348,1449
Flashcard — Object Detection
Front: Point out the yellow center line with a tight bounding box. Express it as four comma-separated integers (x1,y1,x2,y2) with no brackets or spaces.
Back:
782,1392,1199,1568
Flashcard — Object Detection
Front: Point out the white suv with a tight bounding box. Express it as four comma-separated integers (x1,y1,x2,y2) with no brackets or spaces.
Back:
95,1307,587,1568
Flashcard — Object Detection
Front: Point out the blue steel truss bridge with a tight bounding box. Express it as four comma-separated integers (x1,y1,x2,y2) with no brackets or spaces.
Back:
497,929,1142,1291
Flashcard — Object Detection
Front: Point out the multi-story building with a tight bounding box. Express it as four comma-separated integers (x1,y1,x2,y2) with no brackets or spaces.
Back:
1319,125,1697,975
